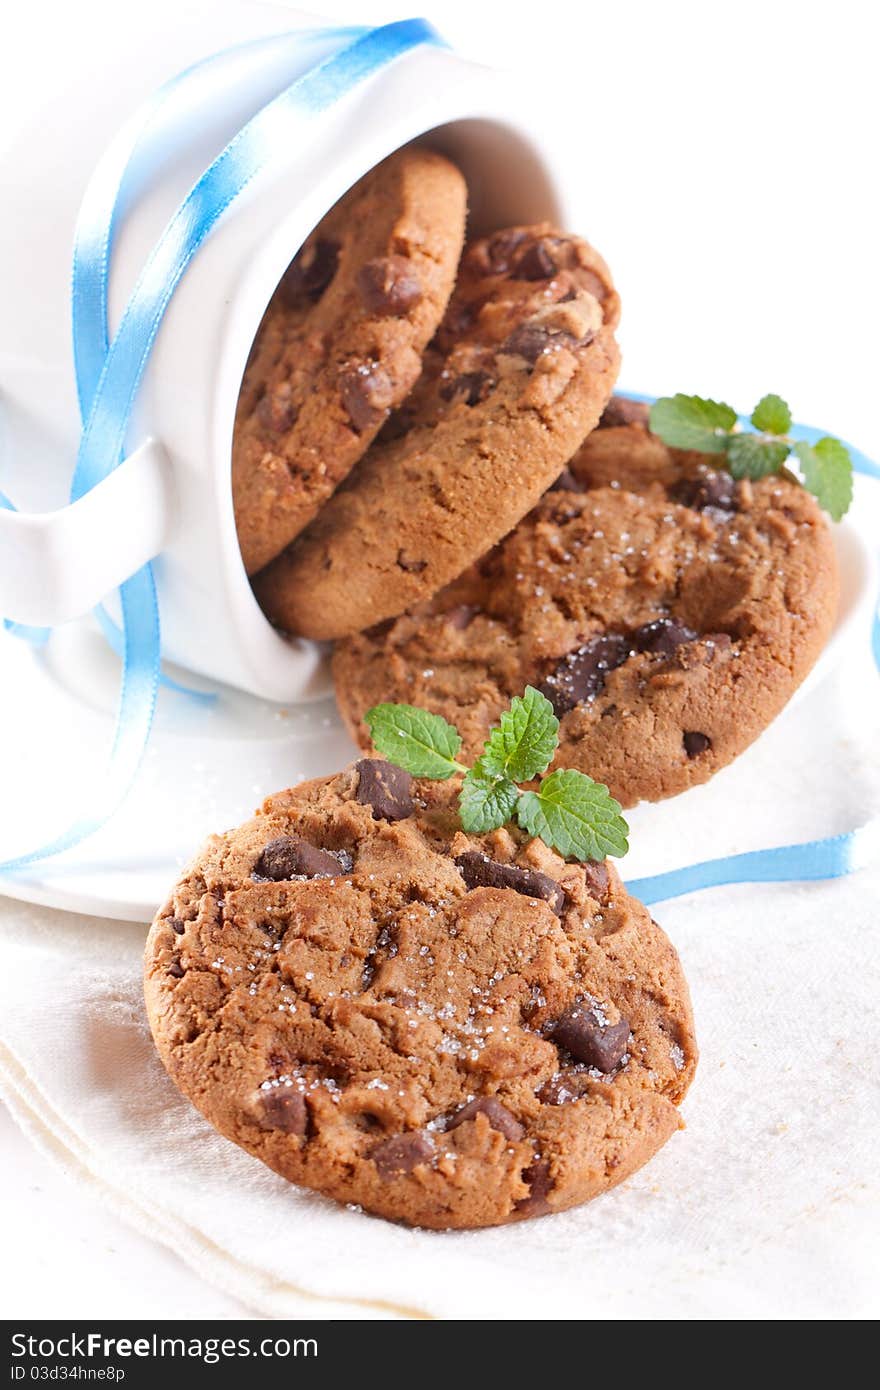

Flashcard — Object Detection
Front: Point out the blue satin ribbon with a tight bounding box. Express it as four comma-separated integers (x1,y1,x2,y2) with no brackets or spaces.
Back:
0,19,442,872
0,24,877,904
0,491,50,645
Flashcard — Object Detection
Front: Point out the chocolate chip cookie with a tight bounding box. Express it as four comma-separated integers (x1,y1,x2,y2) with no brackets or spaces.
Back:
233,148,467,574
333,400,839,806
253,225,621,638
144,761,696,1229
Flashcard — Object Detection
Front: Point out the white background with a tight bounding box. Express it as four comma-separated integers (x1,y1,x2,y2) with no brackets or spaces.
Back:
1,0,877,1319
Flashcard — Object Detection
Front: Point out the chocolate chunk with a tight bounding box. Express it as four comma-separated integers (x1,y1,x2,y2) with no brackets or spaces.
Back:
515,1159,553,1216
583,861,610,900
683,731,711,758
169,917,186,935
514,239,561,282
285,238,339,299
253,836,351,882
501,323,577,366
356,255,423,316
257,381,297,433
448,1097,524,1141
598,396,651,429
481,227,529,274
455,852,565,916
370,1131,433,1179
340,361,395,432
355,759,414,821
167,961,184,978
550,1003,630,1072
632,617,698,656
260,1088,307,1136
539,633,631,715
672,468,738,513
550,467,583,493
439,370,494,406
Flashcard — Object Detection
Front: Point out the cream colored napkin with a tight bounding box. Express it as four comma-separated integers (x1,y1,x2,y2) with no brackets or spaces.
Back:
1,626,878,1319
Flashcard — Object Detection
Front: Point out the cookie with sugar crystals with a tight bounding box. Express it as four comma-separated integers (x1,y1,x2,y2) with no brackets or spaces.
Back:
232,147,467,575
144,761,696,1230
253,224,621,638
333,400,839,806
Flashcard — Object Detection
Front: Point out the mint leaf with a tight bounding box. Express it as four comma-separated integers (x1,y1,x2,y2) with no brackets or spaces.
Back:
459,761,520,833
516,768,629,861
750,393,792,435
793,438,853,521
726,433,790,480
365,703,463,779
479,686,559,783
649,394,736,454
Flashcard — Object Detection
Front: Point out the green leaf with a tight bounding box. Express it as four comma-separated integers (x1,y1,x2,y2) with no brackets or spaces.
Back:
793,438,854,521
479,686,559,783
459,761,520,834
649,394,737,454
750,393,792,436
516,768,629,861
365,703,463,779
726,432,790,480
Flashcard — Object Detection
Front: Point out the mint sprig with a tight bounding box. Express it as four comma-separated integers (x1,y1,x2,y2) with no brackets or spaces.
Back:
518,768,630,861
364,685,628,863
478,686,559,782
649,392,853,520
365,703,466,779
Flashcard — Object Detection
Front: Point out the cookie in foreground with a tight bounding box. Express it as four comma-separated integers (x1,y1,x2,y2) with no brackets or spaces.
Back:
334,399,839,807
144,760,696,1230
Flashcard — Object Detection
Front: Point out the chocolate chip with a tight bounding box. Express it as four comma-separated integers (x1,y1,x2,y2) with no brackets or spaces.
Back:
632,617,698,656
481,228,529,274
539,633,631,715
583,861,610,900
169,917,186,934
672,468,738,513
448,1097,524,1141
439,370,494,406
513,239,560,280
355,759,414,821
550,1003,630,1072
340,361,395,432
455,852,565,916
370,1131,433,1179
598,396,651,429
549,467,583,493
285,238,340,299
260,1088,307,1136
683,731,711,758
257,381,297,433
515,1158,553,1216
253,836,351,882
167,961,184,978
501,323,577,365
356,255,423,316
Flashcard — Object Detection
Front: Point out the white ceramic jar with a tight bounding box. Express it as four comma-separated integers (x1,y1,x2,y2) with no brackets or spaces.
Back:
0,6,569,700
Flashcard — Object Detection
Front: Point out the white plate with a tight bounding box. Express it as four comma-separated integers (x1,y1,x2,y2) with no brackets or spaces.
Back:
0,500,875,924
